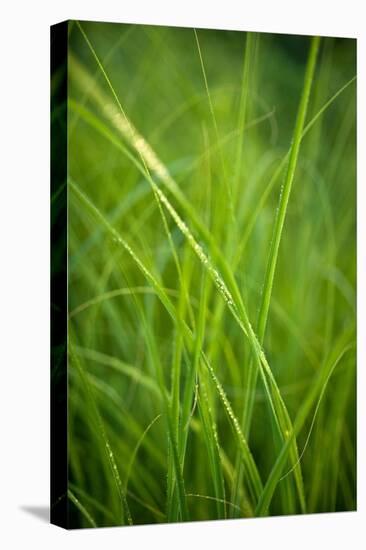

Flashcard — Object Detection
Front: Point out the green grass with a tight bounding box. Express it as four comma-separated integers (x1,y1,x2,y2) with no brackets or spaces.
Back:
63,20,356,527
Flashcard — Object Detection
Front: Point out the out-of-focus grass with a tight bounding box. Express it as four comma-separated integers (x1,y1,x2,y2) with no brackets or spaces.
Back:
65,20,356,527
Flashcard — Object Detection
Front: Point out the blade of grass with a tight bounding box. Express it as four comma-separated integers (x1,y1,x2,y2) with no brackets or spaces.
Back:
68,483,116,523
69,345,133,525
186,493,242,515
74,345,161,398
68,489,97,528
240,36,321,514
124,414,163,492
193,28,234,227
195,270,227,519
230,32,256,253
255,334,354,515
69,286,181,318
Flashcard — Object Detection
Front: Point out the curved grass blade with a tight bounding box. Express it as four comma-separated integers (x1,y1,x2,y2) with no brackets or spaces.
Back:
68,489,97,528
255,336,354,516
69,285,180,319
73,346,161,398
124,414,163,492
186,493,242,515
69,345,133,525
68,483,116,523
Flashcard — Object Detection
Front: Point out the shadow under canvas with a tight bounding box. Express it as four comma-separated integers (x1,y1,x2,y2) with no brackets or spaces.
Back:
20,506,50,523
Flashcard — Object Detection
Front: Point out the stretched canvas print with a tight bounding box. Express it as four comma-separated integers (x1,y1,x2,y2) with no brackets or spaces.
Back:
51,19,356,529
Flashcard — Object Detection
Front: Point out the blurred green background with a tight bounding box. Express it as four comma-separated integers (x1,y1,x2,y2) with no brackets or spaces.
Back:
65,20,356,527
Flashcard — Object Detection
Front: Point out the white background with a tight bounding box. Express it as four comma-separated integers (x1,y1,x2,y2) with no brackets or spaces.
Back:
0,0,364,548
